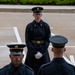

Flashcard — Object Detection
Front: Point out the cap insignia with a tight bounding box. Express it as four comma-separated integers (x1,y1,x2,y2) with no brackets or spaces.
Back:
15,45,18,48
37,8,39,10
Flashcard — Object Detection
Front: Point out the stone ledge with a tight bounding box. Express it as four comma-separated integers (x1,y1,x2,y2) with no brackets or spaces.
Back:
0,8,75,13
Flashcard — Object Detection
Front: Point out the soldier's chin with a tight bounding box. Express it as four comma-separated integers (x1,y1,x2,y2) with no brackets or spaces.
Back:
15,62,20,67
15,61,20,64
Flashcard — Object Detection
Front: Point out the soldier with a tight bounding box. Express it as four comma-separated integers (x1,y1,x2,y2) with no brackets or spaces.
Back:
25,7,51,75
38,35,75,75
0,44,34,75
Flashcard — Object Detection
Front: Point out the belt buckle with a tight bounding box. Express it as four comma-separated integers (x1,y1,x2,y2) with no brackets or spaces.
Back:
37,41,40,44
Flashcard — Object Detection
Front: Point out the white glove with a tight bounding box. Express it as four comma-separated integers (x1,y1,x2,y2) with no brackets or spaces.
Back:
35,51,43,59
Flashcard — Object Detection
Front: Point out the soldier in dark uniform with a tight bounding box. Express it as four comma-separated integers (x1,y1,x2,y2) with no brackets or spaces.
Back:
0,44,34,75
38,35,75,75
25,7,51,75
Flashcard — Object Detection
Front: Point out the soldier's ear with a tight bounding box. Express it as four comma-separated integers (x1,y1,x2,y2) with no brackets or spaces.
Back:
9,54,11,58
22,54,24,58
51,48,54,52
41,14,42,16
64,48,66,52
33,14,34,17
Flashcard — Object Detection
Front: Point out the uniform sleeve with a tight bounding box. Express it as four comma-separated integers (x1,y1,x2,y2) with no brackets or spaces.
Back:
38,66,44,75
25,65,34,75
39,24,51,54
25,25,37,55
0,65,9,75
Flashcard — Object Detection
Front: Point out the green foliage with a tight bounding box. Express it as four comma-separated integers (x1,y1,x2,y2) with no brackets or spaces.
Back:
55,0,74,5
20,0,28,4
0,0,7,4
11,0,19,4
0,0,75,5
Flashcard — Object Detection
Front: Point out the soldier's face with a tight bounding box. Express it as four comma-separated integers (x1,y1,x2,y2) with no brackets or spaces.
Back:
33,13,42,20
9,54,24,67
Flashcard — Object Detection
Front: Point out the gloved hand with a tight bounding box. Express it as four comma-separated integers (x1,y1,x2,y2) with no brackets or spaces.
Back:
35,51,43,59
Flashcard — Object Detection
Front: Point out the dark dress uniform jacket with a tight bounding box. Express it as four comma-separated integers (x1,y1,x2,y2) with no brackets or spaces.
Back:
0,63,34,75
38,58,75,75
25,20,51,75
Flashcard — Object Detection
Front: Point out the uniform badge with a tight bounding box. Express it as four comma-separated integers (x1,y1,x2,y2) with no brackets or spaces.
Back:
15,45,18,48
37,8,39,10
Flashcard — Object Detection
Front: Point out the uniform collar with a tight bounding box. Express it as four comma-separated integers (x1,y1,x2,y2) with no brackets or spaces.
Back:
33,20,43,25
9,63,24,74
52,58,65,63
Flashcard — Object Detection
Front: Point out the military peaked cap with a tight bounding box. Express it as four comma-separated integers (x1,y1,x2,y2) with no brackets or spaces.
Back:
32,7,43,14
50,35,68,48
7,44,26,55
